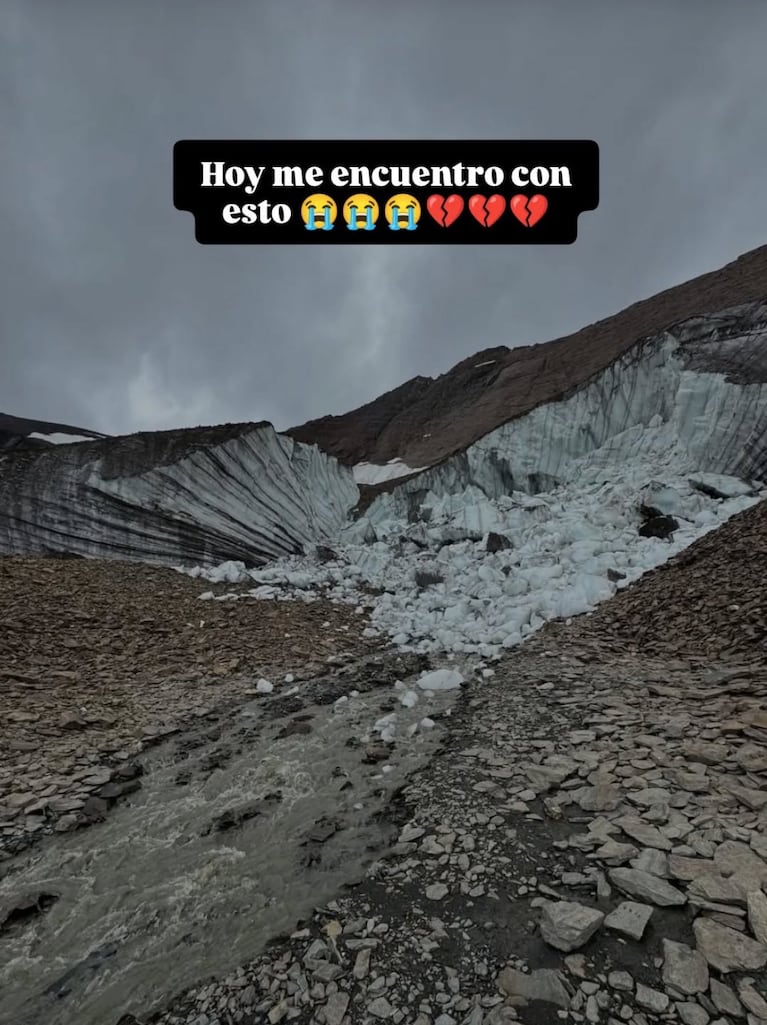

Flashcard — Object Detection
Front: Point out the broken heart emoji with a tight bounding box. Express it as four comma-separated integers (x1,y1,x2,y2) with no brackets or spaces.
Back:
510,194,548,227
468,194,506,227
426,194,464,227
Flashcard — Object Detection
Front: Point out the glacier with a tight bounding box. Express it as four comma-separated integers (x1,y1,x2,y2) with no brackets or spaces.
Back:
356,301,767,529
2,300,766,623
186,302,767,658
0,423,358,566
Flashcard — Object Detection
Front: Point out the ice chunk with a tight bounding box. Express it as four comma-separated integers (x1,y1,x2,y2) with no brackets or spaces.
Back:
417,669,465,691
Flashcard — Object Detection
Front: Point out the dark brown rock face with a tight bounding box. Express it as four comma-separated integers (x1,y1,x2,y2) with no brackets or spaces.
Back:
288,245,767,468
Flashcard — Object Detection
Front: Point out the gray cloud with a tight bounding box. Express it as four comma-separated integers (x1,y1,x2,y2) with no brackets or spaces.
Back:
2,0,766,436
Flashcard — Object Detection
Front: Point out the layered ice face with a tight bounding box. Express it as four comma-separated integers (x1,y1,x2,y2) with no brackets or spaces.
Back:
0,425,358,566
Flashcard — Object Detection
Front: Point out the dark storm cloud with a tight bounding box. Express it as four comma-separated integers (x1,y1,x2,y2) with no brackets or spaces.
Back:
2,0,766,436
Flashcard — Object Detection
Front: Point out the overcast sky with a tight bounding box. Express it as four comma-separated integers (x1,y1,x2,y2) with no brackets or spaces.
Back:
2,1,766,437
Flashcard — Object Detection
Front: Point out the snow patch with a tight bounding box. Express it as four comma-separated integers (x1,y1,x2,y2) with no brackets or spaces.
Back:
28,432,94,445
353,460,429,485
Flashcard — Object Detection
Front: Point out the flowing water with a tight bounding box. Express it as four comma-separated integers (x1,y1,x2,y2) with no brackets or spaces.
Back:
0,659,457,1025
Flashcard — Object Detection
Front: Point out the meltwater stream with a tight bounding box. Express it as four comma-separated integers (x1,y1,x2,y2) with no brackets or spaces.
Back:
0,658,457,1025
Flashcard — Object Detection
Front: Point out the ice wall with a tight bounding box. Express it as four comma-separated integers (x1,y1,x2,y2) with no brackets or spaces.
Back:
359,302,767,528
0,424,358,566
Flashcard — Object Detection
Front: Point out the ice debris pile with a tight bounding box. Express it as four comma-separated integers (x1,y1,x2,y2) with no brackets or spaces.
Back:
189,463,764,659
187,303,767,656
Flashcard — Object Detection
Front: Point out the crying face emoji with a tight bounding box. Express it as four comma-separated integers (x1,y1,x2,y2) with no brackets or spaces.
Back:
342,193,379,231
301,194,337,231
385,193,421,231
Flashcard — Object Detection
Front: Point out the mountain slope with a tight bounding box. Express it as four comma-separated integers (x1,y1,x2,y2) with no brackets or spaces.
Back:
356,300,767,525
288,245,767,469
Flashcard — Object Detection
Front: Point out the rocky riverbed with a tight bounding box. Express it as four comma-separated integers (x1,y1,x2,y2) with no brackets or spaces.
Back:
1,555,766,1025
0,556,382,856
132,640,767,1025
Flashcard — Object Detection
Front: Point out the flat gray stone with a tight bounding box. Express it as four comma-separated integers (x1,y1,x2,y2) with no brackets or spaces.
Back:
737,980,767,1019
747,889,767,944
734,743,767,773
48,797,85,814
609,868,687,907
569,785,623,812
627,787,673,807
750,832,767,861
497,967,571,1008
367,996,395,1019
675,1001,710,1025
714,841,767,890
607,970,634,992
662,939,709,995
604,901,653,940
682,740,729,764
630,848,669,877
425,883,449,901
323,992,350,1025
709,978,743,1017
540,901,604,952
693,917,767,973
636,983,669,1013
723,781,767,810
668,855,717,881
593,840,637,864
673,771,711,793
613,815,673,850
524,764,573,791
689,875,747,906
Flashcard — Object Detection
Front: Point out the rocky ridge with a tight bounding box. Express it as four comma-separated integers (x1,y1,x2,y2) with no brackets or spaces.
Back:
352,301,767,526
0,412,107,451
